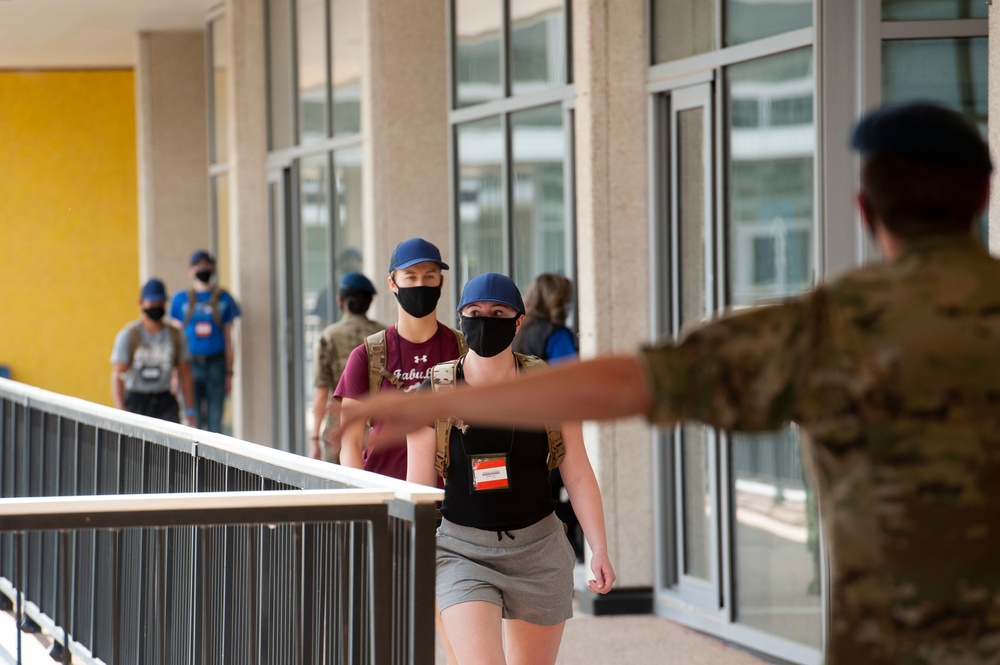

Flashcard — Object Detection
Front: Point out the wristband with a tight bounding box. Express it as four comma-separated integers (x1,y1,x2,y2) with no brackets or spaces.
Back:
185,408,197,416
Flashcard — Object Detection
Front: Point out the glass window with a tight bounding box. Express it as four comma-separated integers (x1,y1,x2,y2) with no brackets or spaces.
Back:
456,116,505,282
209,15,229,164
331,0,362,136
300,154,332,411
725,0,812,47
882,0,988,20
511,104,566,288
267,0,295,150
681,427,711,581
726,48,814,306
298,0,328,144
883,37,988,241
510,0,566,95
651,0,714,64
455,0,504,108
333,146,365,289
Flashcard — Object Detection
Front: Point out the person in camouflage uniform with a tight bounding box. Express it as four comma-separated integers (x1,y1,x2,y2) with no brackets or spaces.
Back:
341,102,1000,664
310,272,386,462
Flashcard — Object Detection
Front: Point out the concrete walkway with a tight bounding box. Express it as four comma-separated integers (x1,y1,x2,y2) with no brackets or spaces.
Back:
435,605,777,665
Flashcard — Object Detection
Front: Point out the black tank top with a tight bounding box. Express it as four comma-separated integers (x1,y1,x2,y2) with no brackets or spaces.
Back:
436,362,556,531
512,319,557,359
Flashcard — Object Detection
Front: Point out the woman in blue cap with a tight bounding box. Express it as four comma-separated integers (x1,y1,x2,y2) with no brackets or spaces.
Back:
408,272,614,665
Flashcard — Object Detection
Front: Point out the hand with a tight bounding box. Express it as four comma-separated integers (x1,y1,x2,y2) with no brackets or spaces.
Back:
588,550,615,595
337,392,438,449
309,437,322,460
185,414,198,428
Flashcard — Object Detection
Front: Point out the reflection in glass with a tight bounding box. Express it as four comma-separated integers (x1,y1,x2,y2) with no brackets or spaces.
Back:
732,429,821,646
455,0,504,108
333,146,364,296
651,0,714,64
726,48,814,306
210,15,229,164
725,0,812,47
882,0,987,20
511,104,565,288
267,0,295,150
510,0,566,96
681,425,711,581
298,0,327,143
331,0,362,136
300,155,331,423
457,117,505,283
883,37,988,242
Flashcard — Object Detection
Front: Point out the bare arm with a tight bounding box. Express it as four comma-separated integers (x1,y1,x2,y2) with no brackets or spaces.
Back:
558,421,615,594
176,361,197,427
111,363,128,409
406,427,438,487
339,397,366,469
310,387,330,459
341,355,651,446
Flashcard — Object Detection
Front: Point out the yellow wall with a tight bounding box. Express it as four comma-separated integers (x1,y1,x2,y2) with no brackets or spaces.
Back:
0,71,138,405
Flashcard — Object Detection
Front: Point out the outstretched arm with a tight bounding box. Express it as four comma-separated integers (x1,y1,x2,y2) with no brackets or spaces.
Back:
341,355,651,446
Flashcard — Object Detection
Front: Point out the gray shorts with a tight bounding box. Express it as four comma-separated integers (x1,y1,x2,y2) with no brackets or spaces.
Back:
436,511,576,626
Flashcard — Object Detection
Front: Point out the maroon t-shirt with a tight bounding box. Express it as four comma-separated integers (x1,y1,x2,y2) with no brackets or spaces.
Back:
334,323,463,480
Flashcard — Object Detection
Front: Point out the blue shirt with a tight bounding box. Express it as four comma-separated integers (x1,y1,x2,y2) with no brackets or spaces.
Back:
169,288,241,357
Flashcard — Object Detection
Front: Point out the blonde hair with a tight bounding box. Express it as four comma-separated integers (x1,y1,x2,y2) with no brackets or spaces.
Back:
523,274,573,326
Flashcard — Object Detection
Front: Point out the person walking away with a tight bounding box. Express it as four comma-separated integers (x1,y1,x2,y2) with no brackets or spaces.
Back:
342,102,1000,665
169,250,241,433
334,238,466,480
310,272,386,462
111,278,197,427
408,272,614,665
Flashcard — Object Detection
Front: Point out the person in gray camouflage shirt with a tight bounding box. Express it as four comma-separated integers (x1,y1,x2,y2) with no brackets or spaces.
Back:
341,101,1000,665
309,272,386,462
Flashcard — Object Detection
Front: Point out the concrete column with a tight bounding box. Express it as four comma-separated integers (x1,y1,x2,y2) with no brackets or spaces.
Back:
572,0,654,592
364,0,453,322
135,31,210,291
225,0,273,444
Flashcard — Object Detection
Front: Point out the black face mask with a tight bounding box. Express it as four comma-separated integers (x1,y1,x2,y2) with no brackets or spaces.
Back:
143,306,166,322
461,316,518,358
394,284,441,319
195,270,214,284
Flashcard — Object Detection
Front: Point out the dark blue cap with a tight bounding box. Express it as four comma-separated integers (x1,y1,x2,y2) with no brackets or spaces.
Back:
851,101,993,173
338,271,377,295
388,238,449,273
140,278,168,302
458,273,525,314
190,249,215,266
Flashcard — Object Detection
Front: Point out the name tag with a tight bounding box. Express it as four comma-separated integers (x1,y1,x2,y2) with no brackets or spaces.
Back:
140,366,162,381
194,321,213,338
470,454,510,492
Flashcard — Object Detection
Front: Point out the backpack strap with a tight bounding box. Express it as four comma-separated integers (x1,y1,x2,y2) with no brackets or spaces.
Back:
127,321,183,369
513,353,565,472
431,360,468,479
453,328,469,357
364,329,405,395
183,287,223,329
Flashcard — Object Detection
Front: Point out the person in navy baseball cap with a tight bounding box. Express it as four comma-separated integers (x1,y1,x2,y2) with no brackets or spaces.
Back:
339,271,377,295
457,272,526,359
139,278,168,303
458,272,525,315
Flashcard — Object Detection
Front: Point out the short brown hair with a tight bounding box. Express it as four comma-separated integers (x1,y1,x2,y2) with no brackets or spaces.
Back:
524,274,573,326
860,155,988,238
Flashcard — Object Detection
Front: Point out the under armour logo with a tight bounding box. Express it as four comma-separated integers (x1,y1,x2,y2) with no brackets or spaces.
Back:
414,355,428,363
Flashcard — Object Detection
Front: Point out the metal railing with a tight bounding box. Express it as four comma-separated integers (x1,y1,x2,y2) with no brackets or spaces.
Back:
0,378,443,665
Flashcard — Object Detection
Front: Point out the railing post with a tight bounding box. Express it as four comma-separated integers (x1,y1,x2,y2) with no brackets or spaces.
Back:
370,507,393,665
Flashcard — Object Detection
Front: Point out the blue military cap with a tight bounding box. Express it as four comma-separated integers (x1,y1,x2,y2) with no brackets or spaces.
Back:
189,249,215,266
388,238,449,273
338,271,377,295
458,272,525,314
139,278,168,302
850,101,993,173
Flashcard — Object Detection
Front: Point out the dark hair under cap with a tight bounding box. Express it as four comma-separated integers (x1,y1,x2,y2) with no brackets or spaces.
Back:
850,101,993,173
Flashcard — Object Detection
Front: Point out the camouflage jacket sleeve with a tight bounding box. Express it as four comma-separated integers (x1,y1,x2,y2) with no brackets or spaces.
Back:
638,292,823,431
314,335,336,389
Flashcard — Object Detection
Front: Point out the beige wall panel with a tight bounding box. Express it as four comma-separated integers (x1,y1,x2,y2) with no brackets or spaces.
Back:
135,31,210,293
365,0,453,325
226,0,273,445
573,0,654,589
990,8,1000,256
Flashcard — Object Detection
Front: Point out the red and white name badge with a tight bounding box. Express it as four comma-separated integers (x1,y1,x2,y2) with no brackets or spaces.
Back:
194,321,213,338
470,454,510,492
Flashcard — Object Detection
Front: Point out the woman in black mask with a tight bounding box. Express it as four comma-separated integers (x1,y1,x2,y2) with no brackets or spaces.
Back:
407,272,614,665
